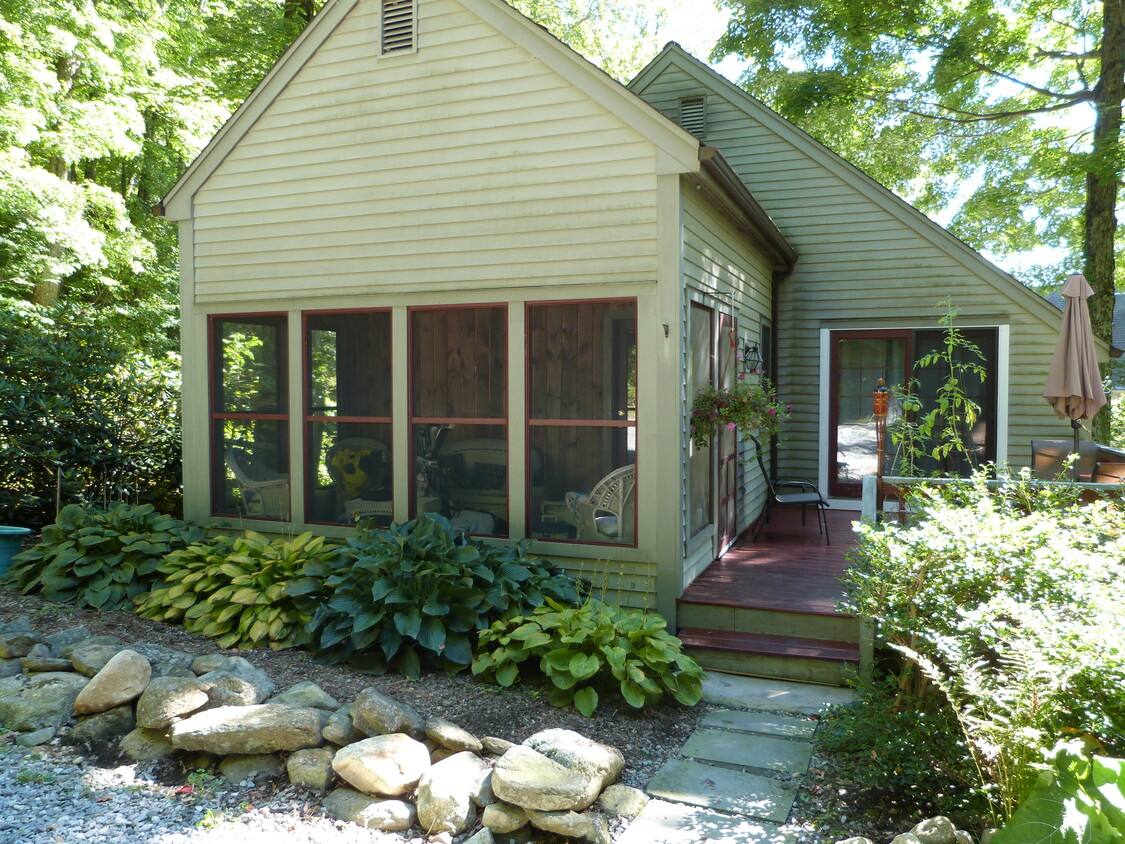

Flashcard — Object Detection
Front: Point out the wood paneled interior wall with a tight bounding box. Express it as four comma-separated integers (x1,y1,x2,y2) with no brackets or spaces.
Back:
411,306,507,422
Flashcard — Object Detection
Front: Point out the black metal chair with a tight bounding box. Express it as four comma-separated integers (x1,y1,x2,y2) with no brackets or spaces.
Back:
748,435,831,544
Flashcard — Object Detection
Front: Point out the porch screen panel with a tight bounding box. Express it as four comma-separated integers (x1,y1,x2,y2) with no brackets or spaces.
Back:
410,306,507,533
305,311,392,525
527,301,637,545
688,303,713,536
211,315,289,520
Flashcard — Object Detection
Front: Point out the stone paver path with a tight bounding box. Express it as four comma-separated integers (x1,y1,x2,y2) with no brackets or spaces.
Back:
619,672,855,844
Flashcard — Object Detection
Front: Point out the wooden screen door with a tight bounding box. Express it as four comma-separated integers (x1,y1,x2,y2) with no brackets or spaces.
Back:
716,314,738,552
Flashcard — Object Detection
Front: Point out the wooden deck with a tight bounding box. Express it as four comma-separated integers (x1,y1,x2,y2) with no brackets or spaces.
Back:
680,508,859,616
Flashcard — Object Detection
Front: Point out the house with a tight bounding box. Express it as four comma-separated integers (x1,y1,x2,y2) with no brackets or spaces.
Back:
159,0,1086,679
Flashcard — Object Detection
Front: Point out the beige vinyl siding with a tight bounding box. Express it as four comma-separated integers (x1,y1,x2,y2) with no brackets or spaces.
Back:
189,0,662,303
680,183,773,587
637,60,1065,478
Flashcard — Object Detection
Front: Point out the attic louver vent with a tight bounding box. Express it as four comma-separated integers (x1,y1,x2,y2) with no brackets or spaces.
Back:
679,96,707,139
381,0,415,54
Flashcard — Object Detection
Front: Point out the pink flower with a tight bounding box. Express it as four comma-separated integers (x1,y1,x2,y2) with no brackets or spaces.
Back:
786,404,792,411
727,422,737,430
768,408,776,416
737,373,746,381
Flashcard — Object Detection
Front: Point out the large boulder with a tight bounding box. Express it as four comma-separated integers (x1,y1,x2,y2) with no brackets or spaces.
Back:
196,668,275,708
170,704,327,754
522,729,624,809
323,706,365,746
0,671,89,731
0,630,45,659
64,704,136,745
126,643,196,677
218,753,286,784
287,748,336,791
598,783,648,819
135,676,210,729
351,688,424,738
910,818,959,844
425,717,483,754
268,681,340,712
43,626,91,655
322,788,416,831
119,728,174,762
491,746,591,812
68,642,126,676
482,802,528,834
331,733,431,796
527,808,609,842
416,751,491,835
73,649,151,714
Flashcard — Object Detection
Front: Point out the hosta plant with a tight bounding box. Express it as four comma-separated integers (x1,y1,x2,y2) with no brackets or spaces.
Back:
286,513,582,677
0,503,205,610
472,597,704,716
135,531,339,650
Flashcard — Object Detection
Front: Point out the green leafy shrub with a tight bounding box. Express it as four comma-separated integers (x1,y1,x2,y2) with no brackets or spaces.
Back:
993,740,1125,843
472,596,704,716
845,472,1125,824
135,531,338,650
287,514,582,677
0,305,182,526
0,503,204,610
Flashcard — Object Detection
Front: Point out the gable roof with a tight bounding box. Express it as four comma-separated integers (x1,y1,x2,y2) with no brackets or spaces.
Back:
629,44,1084,340
159,0,702,220
1046,291,1125,352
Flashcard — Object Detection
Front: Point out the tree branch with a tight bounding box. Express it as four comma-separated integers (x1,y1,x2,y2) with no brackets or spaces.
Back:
899,97,1088,124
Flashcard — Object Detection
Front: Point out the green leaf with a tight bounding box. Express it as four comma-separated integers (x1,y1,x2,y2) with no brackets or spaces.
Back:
496,661,519,687
417,617,446,653
396,645,422,679
568,652,602,681
620,678,646,709
573,686,599,717
394,606,422,639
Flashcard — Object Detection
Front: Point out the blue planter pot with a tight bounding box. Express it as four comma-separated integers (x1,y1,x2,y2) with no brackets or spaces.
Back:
0,526,33,575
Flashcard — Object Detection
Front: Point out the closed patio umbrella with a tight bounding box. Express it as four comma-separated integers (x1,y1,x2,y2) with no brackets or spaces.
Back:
1043,273,1107,480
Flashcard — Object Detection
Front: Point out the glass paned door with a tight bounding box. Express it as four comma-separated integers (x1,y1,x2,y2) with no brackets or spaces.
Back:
716,313,738,551
829,332,908,498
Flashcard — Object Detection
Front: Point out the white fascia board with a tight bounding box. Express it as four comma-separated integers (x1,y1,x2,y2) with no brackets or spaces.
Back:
462,0,701,175
161,0,361,221
631,45,1083,342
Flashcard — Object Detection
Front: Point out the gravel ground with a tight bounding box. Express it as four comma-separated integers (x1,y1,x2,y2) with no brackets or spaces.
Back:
0,588,891,844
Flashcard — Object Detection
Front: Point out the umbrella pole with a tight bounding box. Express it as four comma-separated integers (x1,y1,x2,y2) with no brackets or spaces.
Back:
1072,419,1082,482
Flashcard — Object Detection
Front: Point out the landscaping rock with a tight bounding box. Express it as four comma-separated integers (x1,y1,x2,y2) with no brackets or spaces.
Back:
58,635,123,660
14,727,56,746
323,705,365,746
322,787,416,831
598,783,648,819
491,745,591,812
425,717,483,753
0,631,44,658
483,802,528,834
474,769,495,806
0,671,89,731
19,657,73,672
135,676,210,729
73,649,151,714
416,751,490,835
197,669,274,707
351,687,424,738
119,727,175,762
287,747,336,791
954,833,973,844
191,654,233,675
833,839,874,844
0,658,21,678
891,835,923,844
482,736,515,755
586,812,612,844
170,704,327,754
127,642,196,677
0,617,33,634
526,807,602,839
44,626,91,654
464,829,496,844
522,729,624,809
218,753,286,784
268,681,339,712
25,643,52,658
331,733,431,796
69,643,126,676
911,817,958,844
64,703,136,745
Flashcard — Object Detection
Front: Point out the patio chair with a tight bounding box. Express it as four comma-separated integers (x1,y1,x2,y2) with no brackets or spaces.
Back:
1031,439,1097,481
224,447,289,519
566,464,636,543
748,435,830,544
326,437,392,521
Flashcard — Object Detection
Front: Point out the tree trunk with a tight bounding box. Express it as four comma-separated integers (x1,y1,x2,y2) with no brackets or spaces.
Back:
1086,0,1125,442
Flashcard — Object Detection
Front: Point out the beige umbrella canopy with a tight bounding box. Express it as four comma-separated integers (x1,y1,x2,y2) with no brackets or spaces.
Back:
1043,273,1107,476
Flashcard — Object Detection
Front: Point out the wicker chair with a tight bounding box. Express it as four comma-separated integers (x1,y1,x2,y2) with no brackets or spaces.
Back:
224,447,289,519
325,437,392,521
566,464,636,543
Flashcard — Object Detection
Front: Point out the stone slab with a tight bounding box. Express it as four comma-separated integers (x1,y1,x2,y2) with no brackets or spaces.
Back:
646,758,796,824
701,672,855,715
702,709,818,740
680,730,814,776
618,799,798,844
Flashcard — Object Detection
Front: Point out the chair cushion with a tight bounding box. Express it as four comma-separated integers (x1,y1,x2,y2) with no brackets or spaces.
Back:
470,462,506,490
775,492,824,506
594,515,619,537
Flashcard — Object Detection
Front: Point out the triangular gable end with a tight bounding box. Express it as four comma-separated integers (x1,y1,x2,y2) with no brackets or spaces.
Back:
630,44,1080,340
160,0,702,221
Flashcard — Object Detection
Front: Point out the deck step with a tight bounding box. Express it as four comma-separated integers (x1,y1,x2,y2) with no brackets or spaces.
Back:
677,602,860,642
679,627,859,686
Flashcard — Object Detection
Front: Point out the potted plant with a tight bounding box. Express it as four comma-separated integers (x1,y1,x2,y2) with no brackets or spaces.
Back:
690,373,790,450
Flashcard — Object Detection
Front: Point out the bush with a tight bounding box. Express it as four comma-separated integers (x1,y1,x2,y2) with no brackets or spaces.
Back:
0,305,182,526
135,530,339,650
287,513,582,677
472,596,704,716
0,503,204,610
844,472,1125,823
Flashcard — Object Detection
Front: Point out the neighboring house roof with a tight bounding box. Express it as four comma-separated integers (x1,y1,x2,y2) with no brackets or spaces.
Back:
629,44,1087,342
1046,290,1125,351
159,0,702,219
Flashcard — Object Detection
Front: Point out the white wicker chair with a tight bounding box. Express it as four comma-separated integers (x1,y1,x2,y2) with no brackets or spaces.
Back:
566,464,636,543
224,447,289,519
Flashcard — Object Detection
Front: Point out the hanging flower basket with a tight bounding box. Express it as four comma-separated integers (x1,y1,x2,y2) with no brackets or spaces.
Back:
690,376,790,450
